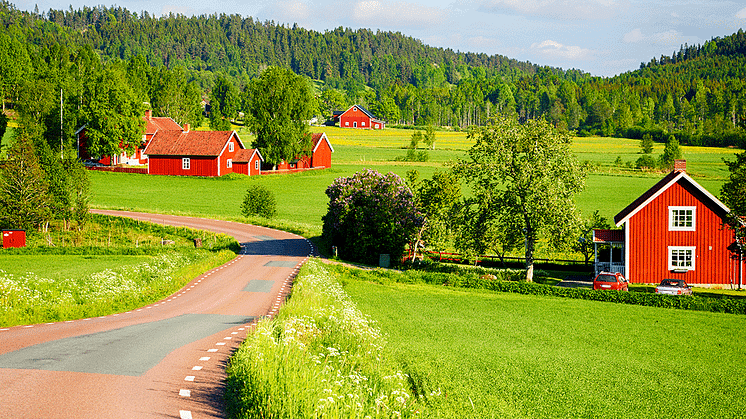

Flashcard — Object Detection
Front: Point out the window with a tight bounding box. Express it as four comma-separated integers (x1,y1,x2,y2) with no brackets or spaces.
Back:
255,160,259,170
669,206,696,231
182,158,190,170
229,142,234,152
345,121,349,126
669,246,695,271
362,121,366,126
227,159,232,168
353,122,357,128
353,107,357,112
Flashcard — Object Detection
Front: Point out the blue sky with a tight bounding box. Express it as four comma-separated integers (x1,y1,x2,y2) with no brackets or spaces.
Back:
14,0,746,76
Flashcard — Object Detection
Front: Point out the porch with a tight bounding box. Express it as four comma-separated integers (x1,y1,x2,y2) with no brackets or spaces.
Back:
593,229,625,277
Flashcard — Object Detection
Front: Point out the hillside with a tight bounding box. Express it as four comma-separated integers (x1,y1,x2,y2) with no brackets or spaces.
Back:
0,1,744,148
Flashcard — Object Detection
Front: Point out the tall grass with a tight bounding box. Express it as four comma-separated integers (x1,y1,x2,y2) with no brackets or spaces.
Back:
225,260,427,419
0,249,235,327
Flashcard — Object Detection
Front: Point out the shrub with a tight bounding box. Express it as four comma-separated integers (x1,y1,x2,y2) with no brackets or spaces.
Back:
240,184,277,218
635,154,657,170
322,169,424,265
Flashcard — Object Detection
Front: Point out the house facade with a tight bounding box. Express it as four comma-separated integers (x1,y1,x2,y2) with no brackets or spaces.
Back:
144,127,246,177
594,160,745,286
76,110,182,166
336,105,384,130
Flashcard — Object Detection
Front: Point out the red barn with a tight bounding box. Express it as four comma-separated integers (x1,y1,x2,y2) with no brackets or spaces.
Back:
336,105,384,130
594,160,745,286
76,110,182,166
232,148,264,176
276,132,334,170
144,126,246,177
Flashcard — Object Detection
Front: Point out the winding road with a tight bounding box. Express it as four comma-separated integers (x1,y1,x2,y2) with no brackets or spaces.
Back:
0,210,314,419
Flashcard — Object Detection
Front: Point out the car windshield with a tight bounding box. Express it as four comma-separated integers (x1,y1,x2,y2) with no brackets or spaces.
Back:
660,279,683,288
597,274,617,282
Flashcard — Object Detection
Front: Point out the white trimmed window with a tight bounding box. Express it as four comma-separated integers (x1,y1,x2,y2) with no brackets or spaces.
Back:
255,160,259,170
669,246,695,271
227,159,232,168
362,121,366,126
353,122,357,128
182,158,190,170
345,121,349,126
229,142,234,152
669,206,696,231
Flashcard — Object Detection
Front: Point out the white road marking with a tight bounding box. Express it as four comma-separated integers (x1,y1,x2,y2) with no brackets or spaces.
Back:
207,348,218,352
179,410,193,419
216,342,226,346
185,376,195,381
199,357,210,361
179,389,191,397
192,366,203,371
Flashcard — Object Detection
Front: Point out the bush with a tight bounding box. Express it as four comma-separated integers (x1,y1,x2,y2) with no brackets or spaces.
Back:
635,154,657,170
240,184,277,218
322,169,424,265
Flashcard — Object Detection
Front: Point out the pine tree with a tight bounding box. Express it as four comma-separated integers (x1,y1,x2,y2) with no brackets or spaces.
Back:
0,137,52,230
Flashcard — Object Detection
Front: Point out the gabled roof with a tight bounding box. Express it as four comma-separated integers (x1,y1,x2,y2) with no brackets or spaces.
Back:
614,170,731,226
311,132,335,153
145,117,182,135
593,229,624,243
144,130,245,157
342,104,382,121
233,148,264,163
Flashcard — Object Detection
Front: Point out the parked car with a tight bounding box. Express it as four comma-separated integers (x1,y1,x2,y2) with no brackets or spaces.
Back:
655,279,693,295
593,272,628,291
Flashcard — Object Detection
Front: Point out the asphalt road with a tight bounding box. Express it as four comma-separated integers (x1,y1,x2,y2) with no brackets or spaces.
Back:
0,210,314,419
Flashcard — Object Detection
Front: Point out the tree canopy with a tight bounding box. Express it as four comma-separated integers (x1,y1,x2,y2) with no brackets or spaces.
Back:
454,117,586,281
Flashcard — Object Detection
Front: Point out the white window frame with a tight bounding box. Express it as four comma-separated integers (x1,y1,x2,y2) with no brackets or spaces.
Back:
254,160,259,170
229,142,234,152
227,159,232,168
353,122,357,128
345,121,349,126
669,206,696,231
182,158,190,170
668,246,695,271
362,121,366,126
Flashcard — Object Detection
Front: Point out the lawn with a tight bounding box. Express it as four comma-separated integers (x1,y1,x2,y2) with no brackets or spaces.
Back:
341,272,746,418
0,255,153,279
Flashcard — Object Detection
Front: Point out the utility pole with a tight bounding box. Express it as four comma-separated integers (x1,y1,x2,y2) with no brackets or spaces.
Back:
60,88,64,159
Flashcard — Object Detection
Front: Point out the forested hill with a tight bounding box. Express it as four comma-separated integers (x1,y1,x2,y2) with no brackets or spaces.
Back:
1,0,745,148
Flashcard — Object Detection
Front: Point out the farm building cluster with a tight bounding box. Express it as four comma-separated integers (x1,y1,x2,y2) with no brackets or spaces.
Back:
594,160,745,287
76,110,334,177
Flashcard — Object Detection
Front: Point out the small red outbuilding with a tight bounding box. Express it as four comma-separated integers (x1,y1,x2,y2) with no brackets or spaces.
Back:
232,148,264,176
276,132,335,170
144,127,246,177
335,105,384,130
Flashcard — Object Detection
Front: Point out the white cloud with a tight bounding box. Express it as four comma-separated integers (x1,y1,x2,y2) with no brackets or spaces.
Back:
479,0,627,20
531,39,593,60
351,0,446,28
737,7,746,19
263,1,311,23
623,28,644,43
652,29,682,45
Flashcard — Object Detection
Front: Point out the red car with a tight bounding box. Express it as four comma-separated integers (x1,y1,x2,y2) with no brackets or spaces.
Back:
593,272,629,291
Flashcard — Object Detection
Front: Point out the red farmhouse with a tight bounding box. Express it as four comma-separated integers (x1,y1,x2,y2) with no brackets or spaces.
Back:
276,132,335,170
335,105,384,130
232,148,264,176
144,126,246,177
594,160,745,286
76,110,182,166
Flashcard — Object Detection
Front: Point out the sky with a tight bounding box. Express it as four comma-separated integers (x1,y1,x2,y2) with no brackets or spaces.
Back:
13,0,746,77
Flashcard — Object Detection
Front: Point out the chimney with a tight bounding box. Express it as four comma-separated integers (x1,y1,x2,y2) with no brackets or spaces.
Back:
183,123,190,133
674,159,686,173
145,109,152,121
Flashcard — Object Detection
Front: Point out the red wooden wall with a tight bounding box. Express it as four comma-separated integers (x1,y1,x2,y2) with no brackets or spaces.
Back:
626,180,741,285
148,156,218,176
311,141,332,168
339,106,383,129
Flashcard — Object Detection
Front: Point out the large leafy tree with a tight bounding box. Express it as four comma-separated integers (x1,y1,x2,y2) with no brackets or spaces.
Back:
209,75,239,130
82,68,144,161
721,151,746,283
244,67,315,166
454,117,586,281
0,136,52,230
151,66,204,128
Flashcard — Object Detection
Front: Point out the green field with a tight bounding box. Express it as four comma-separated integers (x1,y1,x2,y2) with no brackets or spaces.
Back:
0,255,153,279
341,273,746,418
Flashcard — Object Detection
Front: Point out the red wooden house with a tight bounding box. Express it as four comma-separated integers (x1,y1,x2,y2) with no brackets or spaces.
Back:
594,160,745,286
143,126,246,177
77,110,182,166
276,132,334,170
335,105,384,130
232,148,264,176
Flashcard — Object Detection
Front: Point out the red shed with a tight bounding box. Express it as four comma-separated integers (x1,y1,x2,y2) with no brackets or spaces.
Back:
594,160,745,286
2,230,26,248
144,127,246,177
336,105,384,130
232,148,264,176
276,132,334,170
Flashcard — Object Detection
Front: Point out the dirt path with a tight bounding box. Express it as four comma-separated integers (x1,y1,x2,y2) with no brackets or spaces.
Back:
0,211,313,419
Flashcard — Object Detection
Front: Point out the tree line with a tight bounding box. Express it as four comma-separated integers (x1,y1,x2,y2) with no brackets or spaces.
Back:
1,1,745,148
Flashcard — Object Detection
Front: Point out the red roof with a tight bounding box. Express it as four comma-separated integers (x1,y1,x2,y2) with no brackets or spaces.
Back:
233,148,263,163
593,229,624,243
145,117,182,135
311,132,334,153
144,130,245,157
613,170,731,226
